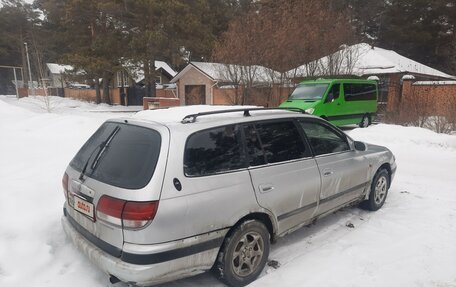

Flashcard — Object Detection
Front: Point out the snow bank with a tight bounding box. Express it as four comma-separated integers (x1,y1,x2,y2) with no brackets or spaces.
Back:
349,123,456,151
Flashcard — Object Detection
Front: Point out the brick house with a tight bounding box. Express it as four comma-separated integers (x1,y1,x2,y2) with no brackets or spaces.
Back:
289,43,456,113
170,62,287,106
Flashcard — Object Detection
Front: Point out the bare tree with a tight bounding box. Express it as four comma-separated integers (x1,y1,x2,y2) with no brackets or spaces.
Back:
213,0,356,105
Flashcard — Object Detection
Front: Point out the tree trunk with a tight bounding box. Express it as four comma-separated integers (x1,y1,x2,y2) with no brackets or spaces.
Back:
143,60,156,98
102,71,111,105
143,60,151,98
94,78,101,104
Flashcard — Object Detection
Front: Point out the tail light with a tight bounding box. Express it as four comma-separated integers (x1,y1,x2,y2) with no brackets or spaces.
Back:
96,196,125,226
62,172,69,201
96,195,159,229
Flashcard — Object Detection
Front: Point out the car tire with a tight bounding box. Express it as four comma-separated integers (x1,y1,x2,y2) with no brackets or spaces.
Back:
215,220,270,287
361,169,390,211
359,114,370,128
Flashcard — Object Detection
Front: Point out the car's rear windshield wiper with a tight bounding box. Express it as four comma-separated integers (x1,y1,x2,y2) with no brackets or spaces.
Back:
78,144,102,181
78,126,120,181
90,126,121,171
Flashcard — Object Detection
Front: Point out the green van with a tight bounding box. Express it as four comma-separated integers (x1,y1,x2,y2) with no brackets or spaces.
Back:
280,79,378,127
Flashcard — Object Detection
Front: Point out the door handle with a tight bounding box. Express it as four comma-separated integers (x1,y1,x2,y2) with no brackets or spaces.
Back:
259,184,274,193
323,171,334,177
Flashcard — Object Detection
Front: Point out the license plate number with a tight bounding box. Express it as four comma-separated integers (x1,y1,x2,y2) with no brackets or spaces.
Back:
73,196,94,219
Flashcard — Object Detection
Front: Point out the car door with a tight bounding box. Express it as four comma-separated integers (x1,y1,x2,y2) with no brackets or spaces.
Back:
298,119,370,214
245,120,321,235
322,83,342,118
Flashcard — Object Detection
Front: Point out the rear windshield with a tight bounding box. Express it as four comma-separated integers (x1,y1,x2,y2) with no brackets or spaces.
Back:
70,122,161,189
289,84,329,100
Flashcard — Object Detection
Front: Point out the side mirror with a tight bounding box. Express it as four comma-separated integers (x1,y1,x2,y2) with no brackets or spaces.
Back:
354,141,367,151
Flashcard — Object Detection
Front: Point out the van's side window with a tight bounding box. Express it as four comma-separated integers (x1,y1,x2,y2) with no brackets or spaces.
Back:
299,121,350,156
254,121,309,164
325,84,340,103
184,125,245,176
343,83,377,101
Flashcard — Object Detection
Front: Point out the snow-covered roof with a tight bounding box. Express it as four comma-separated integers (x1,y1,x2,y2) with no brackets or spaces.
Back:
171,62,281,84
126,61,177,83
155,61,177,78
46,63,74,74
290,43,455,80
413,81,456,86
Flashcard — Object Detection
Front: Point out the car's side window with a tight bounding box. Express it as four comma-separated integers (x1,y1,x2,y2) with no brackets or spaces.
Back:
184,125,246,176
253,121,309,164
243,124,266,166
299,121,350,156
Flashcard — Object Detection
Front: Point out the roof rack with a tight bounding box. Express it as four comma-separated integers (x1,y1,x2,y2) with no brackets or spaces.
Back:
181,107,306,124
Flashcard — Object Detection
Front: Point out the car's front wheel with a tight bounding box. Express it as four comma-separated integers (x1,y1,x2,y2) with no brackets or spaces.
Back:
215,220,270,287
362,169,390,211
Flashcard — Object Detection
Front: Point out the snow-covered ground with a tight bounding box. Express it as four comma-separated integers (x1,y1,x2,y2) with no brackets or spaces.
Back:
0,95,455,287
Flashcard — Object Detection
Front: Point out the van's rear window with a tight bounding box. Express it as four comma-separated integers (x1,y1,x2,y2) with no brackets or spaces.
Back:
70,122,161,189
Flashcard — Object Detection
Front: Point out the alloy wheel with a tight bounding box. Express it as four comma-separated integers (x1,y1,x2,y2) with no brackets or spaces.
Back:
231,231,265,277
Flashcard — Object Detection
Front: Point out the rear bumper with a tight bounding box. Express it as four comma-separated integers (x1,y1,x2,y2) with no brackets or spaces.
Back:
61,213,227,286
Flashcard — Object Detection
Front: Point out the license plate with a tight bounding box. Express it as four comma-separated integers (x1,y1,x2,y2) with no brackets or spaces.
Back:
73,195,94,219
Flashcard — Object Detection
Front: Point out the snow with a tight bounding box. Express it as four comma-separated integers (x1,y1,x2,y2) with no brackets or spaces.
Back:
1,95,455,287
46,63,74,75
414,81,456,85
172,62,281,84
155,61,177,78
402,74,416,80
125,61,177,83
367,75,380,81
291,43,456,80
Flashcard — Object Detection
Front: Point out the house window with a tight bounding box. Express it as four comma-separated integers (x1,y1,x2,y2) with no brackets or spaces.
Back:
156,76,162,85
116,71,129,87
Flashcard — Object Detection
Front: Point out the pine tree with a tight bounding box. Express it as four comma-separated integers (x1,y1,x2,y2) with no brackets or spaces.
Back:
121,0,216,97
39,0,128,104
0,0,40,92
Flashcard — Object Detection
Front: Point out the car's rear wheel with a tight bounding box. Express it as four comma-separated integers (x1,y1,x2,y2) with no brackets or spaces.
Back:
215,220,270,287
362,169,390,211
359,114,370,128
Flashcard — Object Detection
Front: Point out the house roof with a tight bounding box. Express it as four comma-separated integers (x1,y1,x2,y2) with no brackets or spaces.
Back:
171,62,281,84
127,61,177,83
155,61,177,78
46,63,74,74
290,43,455,80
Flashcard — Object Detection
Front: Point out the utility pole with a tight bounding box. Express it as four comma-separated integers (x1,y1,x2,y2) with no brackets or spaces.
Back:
24,42,35,96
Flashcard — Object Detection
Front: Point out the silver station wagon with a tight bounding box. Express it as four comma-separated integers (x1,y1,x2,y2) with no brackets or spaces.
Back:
61,106,396,287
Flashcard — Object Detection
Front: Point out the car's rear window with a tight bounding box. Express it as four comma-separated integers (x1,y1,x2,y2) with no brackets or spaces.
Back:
70,122,161,189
